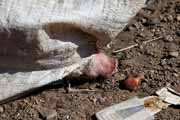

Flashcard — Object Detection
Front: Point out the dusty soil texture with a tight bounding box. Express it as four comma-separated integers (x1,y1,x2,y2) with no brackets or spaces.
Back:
0,0,179,120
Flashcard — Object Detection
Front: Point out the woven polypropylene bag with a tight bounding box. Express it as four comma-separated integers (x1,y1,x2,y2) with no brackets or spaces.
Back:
0,0,146,103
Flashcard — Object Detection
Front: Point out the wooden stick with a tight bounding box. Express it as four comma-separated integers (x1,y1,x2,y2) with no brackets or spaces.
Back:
113,36,163,53
68,88,97,93
67,83,97,93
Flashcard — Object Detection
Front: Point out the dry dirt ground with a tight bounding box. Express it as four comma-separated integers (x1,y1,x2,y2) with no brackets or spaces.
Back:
0,0,179,120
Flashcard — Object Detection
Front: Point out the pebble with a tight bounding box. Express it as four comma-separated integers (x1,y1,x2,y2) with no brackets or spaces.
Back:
176,29,180,36
161,59,167,66
145,31,154,38
176,15,180,21
128,26,136,31
0,106,4,113
141,18,147,24
114,73,126,81
173,73,178,78
34,118,42,120
146,4,156,11
160,15,167,22
66,115,70,119
167,15,174,22
175,5,180,14
169,51,179,57
146,18,160,26
146,0,156,6
141,82,147,89
39,109,57,120
164,35,173,42
96,96,107,105
133,22,142,30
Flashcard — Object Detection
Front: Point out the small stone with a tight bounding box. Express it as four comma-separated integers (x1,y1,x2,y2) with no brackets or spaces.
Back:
167,15,174,22
128,26,136,31
0,106,4,113
139,45,144,50
169,51,179,57
146,18,160,26
141,82,147,89
1,114,6,118
133,22,142,30
34,118,42,120
173,73,178,78
96,96,107,105
161,59,167,66
175,4,180,14
146,0,155,6
176,29,180,36
39,109,57,120
66,115,70,119
114,73,126,81
146,4,156,11
167,58,177,67
141,18,147,24
160,15,167,22
139,32,146,37
164,35,173,42
176,15,180,21
144,31,154,38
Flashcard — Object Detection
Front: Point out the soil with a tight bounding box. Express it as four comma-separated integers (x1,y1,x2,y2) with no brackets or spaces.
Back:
0,0,179,120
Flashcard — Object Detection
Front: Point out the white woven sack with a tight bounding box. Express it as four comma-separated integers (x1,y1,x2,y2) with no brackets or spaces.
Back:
0,0,146,102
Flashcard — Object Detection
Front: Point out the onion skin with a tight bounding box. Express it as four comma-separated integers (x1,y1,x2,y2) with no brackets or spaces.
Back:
124,73,144,91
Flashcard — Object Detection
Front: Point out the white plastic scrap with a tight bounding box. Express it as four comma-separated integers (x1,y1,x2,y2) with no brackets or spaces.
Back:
0,0,146,102
156,87,180,105
96,87,180,120
96,96,163,120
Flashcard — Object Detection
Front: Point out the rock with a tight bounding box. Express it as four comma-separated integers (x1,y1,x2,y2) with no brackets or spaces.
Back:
133,22,143,30
176,15,180,21
169,52,179,57
96,96,107,105
173,73,178,78
39,108,57,120
65,115,70,119
167,15,174,22
146,18,160,26
0,106,4,113
160,15,167,22
128,26,136,31
175,4,180,14
145,4,156,11
176,29,180,36
161,59,167,66
114,73,126,81
146,0,156,6
167,58,177,67
34,118,42,120
164,35,174,42
141,18,147,24
168,44,179,51
144,30,154,38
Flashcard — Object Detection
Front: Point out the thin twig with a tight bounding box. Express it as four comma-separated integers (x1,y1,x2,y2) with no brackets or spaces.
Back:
113,36,163,53
68,88,97,93
67,83,97,93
